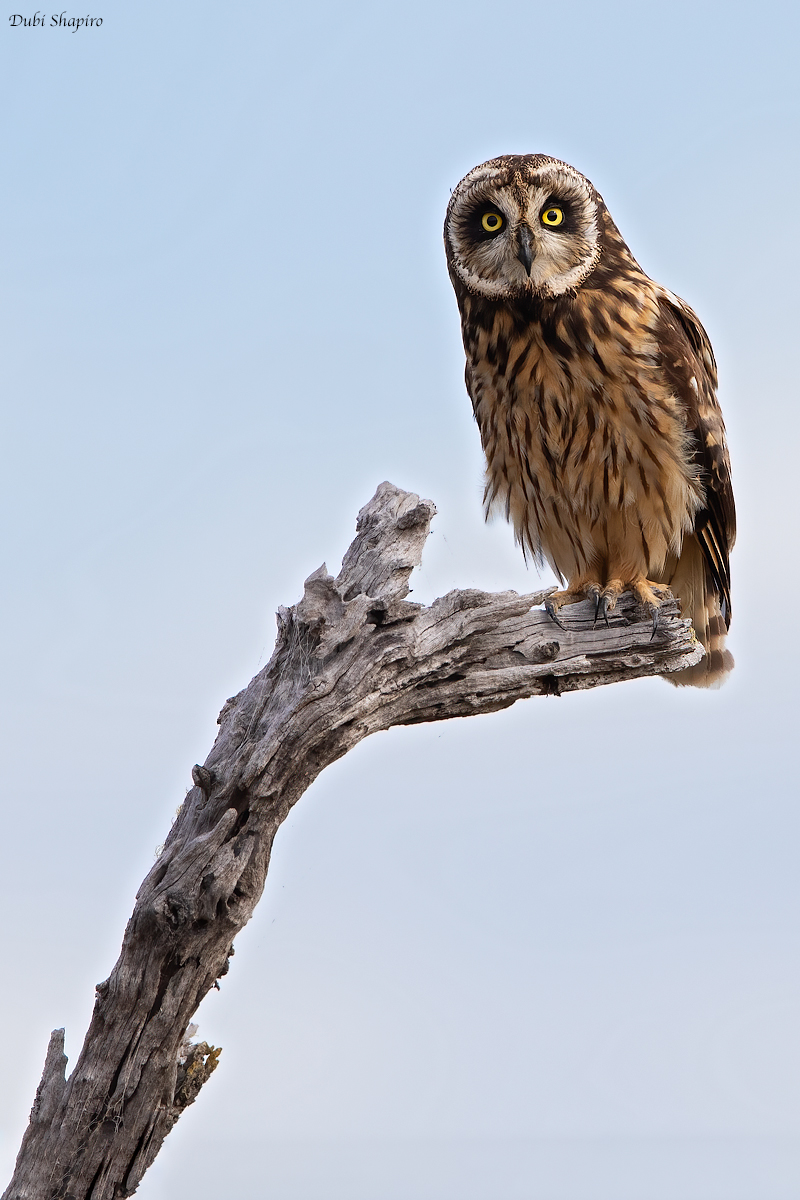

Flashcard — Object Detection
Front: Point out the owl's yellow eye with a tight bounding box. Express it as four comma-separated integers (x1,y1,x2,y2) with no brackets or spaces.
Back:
541,207,564,227
481,211,504,233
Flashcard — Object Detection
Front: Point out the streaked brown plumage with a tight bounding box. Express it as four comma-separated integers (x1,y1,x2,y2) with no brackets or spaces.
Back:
444,154,735,687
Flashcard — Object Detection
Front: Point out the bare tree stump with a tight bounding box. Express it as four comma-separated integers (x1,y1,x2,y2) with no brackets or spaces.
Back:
3,482,702,1199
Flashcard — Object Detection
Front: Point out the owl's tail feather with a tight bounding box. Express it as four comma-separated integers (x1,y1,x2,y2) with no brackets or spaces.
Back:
662,534,734,689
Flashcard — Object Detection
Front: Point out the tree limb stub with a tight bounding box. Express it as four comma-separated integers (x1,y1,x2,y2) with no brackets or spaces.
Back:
3,482,702,1199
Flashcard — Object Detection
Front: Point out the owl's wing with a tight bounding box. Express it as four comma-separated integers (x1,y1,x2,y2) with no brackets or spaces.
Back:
654,285,736,626
464,361,477,415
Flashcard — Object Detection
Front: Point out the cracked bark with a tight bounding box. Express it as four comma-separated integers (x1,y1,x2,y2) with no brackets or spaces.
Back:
3,482,703,1200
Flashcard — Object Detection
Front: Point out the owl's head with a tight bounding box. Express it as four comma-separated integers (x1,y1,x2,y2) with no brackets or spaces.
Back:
444,154,604,301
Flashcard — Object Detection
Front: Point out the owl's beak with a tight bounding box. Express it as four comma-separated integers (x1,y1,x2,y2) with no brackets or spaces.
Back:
516,225,533,276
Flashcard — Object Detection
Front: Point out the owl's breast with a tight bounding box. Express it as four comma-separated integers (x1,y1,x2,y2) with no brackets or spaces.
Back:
462,292,703,578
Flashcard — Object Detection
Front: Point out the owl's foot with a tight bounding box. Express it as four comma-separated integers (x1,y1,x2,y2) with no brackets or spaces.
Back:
590,586,613,628
545,578,670,635
544,586,594,630
604,578,671,639
544,583,622,629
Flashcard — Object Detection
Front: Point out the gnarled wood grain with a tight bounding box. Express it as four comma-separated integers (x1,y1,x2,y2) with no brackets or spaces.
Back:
3,482,702,1199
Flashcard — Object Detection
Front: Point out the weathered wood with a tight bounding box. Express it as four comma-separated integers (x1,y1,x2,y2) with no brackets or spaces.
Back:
3,482,702,1200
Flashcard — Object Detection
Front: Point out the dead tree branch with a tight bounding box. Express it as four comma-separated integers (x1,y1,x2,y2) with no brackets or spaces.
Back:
3,482,702,1199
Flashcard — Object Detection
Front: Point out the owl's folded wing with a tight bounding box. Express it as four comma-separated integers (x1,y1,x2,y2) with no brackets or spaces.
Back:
654,285,736,627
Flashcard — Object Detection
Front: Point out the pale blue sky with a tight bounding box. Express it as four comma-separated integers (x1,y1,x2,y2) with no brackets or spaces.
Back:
2,2,799,1197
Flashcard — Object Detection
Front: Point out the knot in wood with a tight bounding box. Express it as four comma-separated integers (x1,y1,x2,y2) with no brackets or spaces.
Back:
191,765,214,795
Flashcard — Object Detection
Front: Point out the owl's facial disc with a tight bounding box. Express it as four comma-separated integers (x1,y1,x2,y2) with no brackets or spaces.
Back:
445,156,602,300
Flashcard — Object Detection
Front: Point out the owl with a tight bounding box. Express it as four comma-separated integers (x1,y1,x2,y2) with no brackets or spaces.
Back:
444,154,735,688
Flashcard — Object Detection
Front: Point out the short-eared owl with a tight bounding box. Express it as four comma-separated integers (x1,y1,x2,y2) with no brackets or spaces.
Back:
444,154,735,687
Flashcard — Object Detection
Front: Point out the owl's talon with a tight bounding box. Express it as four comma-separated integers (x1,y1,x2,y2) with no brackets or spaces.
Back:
544,599,567,630
593,594,610,629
